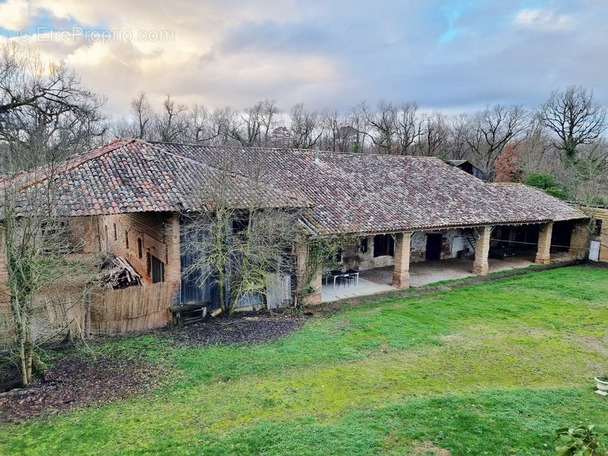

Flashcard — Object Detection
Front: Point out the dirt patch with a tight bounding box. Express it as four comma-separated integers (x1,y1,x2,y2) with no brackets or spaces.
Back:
0,356,166,423
409,440,451,455
570,335,608,356
166,311,306,346
0,311,305,423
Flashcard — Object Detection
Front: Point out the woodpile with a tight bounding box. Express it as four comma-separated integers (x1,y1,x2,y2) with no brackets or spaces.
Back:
95,255,141,289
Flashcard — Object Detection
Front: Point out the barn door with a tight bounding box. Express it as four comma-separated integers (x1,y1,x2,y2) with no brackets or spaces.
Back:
589,240,601,262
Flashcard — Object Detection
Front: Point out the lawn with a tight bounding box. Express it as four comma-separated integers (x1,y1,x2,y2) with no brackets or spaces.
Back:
1,265,608,455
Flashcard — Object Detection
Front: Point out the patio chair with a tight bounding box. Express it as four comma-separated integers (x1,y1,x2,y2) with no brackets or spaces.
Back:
346,268,360,286
337,273,356,287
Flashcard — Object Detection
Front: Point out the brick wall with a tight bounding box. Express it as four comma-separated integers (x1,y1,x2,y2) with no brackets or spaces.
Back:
97,212,181,297
71,216,102,253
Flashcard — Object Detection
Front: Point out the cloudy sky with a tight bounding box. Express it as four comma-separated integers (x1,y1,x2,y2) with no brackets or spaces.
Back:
1,0,607,116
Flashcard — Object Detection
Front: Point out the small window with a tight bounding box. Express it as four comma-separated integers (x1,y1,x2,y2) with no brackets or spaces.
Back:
113,223,117,241
104,225,108,240
147,253,165,283
232,217,249,234
373,234,395,257
594,219,603,237
359,238,369,254
125,231,129,249
137,238,143,258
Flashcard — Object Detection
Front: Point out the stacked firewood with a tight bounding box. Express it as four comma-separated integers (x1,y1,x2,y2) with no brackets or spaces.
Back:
95,255,142,289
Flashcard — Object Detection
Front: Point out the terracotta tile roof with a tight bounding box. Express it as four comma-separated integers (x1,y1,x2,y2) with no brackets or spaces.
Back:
153,142,588,235
7,139,588,234
8,139,306,218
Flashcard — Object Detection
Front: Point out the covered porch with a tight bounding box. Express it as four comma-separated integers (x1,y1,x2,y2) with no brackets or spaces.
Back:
315,220,588,303
321,251,577,303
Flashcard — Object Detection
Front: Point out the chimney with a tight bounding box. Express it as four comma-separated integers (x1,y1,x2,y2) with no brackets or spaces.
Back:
314,146,321,165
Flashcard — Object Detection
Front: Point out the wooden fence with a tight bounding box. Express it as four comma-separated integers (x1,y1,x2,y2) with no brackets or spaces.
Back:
0,282,174,346
89,282,173,335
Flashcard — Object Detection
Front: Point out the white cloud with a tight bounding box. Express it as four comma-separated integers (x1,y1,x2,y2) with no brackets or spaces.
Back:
514,8,573,31
3,1,608,115
0,0,30,30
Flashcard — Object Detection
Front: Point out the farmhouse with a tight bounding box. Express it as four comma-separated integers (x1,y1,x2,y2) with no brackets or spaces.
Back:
0,138,593,332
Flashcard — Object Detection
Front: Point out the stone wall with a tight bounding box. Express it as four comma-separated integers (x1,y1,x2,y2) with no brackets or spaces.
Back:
589,208,608,262
342,236,393,270
340,229,472,271
410,230,472,262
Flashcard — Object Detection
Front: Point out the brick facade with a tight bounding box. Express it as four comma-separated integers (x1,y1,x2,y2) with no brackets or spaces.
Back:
71,217,102,253
392,232,411,289
97,212,181,299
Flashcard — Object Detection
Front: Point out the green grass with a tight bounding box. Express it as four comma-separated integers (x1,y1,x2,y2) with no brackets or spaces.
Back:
2,265,608,455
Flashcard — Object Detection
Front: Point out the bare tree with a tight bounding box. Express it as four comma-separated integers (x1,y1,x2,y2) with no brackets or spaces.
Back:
0,42,104,385
465,104,529,178
229,99,279,147
415,111,450,157
258,99,279,146
445,114,471,160
289,103,323,149
213,106,240,146
576,141,608,203
322,109,358,152
156,95,188,142
539,86,607,160
130,91,153,140
181,154,301,315
394,101,422,155
360,100,398,154
359,100,421,155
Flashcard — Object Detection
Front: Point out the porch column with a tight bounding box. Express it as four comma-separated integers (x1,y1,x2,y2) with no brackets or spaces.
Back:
568,220,589,259
295,242,322,305
535,222,553,264
472,226,491,275
392,232,412,289
165,213,182,305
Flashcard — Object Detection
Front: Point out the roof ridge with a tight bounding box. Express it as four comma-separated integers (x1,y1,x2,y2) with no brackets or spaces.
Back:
148,140,306,153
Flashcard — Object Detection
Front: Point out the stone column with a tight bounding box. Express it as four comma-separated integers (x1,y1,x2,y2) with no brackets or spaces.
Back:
295,242,322,305
535,222,553,264
472,226,491,275
392,232,412,289
568,220,589,260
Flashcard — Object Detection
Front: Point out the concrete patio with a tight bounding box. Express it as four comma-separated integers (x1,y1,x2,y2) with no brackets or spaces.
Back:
321,252,575,303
